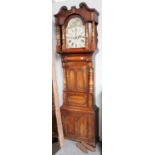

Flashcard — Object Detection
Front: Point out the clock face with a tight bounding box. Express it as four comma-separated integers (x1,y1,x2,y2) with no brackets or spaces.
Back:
66,17,85,48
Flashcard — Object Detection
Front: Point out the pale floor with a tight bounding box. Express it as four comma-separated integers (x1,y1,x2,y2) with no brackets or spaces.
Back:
53,140,102,155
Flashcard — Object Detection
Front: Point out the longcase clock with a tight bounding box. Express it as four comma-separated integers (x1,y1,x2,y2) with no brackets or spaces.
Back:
54,2,99,146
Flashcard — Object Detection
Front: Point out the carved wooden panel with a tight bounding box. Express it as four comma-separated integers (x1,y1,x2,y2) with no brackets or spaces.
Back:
67,93,87,107
61,110,98,145
77,116,88,138
66,68,76,91
76,67,87,92
65,115,75,136
66,62,88,92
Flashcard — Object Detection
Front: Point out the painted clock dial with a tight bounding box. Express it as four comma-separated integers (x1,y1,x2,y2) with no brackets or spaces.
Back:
66,17,85,48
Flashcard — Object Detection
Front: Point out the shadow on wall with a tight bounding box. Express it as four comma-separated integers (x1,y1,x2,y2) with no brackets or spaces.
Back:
52,141,60,155
96,91,102,141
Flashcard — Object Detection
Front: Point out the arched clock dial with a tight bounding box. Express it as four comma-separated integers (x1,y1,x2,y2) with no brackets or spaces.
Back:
66,17,85,48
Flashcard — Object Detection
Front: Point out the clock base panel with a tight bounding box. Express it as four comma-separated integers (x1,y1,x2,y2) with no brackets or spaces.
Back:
61,107,99,146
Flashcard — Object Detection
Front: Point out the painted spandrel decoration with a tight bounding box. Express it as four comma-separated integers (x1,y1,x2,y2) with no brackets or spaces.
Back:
54,2,99,146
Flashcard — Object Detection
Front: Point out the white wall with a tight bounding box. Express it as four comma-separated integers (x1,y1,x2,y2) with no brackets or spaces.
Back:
52,0,102,140
102,0,155,155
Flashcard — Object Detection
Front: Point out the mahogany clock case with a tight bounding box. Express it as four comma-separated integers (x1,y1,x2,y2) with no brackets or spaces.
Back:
54,2,100,146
